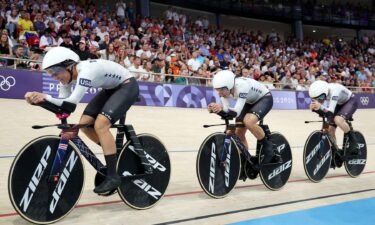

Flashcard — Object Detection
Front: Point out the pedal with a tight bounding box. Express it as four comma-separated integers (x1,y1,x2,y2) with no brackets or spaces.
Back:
334,156,343,168
245,163,259,180
330,159,336,169
239,171,247,182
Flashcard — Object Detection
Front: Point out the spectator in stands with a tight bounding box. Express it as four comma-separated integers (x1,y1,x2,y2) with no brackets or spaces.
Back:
12,45,33,69
88,44,100,59
0,33,11,66
116,46,127,67
141,60,153,81
59,17,72,34
0,15,5,31
59,32,75,50
281,70,297,89
87,32,100,50
17,12,34,35
175,67,188,84
136,41,152,59
6,8,19,39
75,38,94,60
128,56,145,79
39,28,57,51
152,57,165,82
116,1,127,23
98,43,116,61
99,34,111,50
33,13,45,34
187,49,202,72
14,35,40,60
241,68,251,78
296,78,309,91
96,24,109,42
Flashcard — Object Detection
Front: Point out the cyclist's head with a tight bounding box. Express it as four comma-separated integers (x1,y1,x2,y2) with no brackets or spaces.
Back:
42,47,79,84
309,80,328,102
212,70,235,90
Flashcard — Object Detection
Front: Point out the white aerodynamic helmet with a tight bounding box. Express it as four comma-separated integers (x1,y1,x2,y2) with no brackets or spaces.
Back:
212,70,235,89
42,46,79,70
309,80,329,99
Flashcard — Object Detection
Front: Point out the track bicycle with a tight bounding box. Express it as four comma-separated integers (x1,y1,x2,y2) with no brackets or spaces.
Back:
303,113,367,182
196,114,292,198
8,101,171,224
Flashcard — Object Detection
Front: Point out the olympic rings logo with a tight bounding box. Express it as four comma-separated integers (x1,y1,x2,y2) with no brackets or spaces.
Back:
360,97,369,106
0,75,16,91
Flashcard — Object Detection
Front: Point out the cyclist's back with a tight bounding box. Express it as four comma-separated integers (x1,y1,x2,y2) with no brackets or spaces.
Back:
47,59,132,106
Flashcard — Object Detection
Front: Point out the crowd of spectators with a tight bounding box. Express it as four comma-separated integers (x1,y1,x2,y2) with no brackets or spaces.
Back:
0,0,374,92
236,0,374,24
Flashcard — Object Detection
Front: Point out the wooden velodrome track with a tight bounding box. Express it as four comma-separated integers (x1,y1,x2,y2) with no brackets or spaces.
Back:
0,98,374,224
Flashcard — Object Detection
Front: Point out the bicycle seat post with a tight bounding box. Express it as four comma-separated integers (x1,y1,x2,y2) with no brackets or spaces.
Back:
56,113,70,126
322,117,329,132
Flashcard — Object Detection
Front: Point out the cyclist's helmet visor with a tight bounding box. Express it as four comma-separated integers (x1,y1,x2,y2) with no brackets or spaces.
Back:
313,94,326,102
46,66,67,77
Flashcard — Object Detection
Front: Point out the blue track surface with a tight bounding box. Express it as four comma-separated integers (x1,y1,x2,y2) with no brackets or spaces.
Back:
229,197,375,225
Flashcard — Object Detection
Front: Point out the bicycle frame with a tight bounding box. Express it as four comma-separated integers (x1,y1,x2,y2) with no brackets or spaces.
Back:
220,119,269,167
45,111,152,180
318,116,354,153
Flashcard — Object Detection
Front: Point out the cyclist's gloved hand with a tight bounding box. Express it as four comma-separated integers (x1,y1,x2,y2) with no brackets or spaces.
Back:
217,110,236,120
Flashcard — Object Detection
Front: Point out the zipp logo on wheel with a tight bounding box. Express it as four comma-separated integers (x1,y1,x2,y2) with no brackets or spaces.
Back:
268,160,292,180
0,75,16,91
306,141,321,164
208,142,216,193
348,159,366,165
129,145,166,172
19,146,51,212
122,171,161,199
224,140,231,187
49,151,78,213
276,144,285,153
313,150,331,175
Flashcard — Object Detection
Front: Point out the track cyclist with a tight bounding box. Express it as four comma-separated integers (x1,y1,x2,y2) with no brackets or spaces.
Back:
308,80,359,155
208,70,275,164
24,46,139,194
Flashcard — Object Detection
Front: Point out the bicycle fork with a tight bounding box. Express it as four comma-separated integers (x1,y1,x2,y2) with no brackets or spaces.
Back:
49,138,70,183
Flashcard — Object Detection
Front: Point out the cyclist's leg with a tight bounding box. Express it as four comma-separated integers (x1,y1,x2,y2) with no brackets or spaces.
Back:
244,113,263,139
79,115,99,143
234,123,248,150
81,89,112,145
328,125,337,142
243,94,273,164
93,115,121,194
235,103,255,150
94,77,139,193
335,96,359,154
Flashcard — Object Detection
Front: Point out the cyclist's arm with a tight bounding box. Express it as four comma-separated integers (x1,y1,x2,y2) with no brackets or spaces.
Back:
221,97,230,113
230,97,246,117
320,89,339,115
58,83,72,98
46,82,88,107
